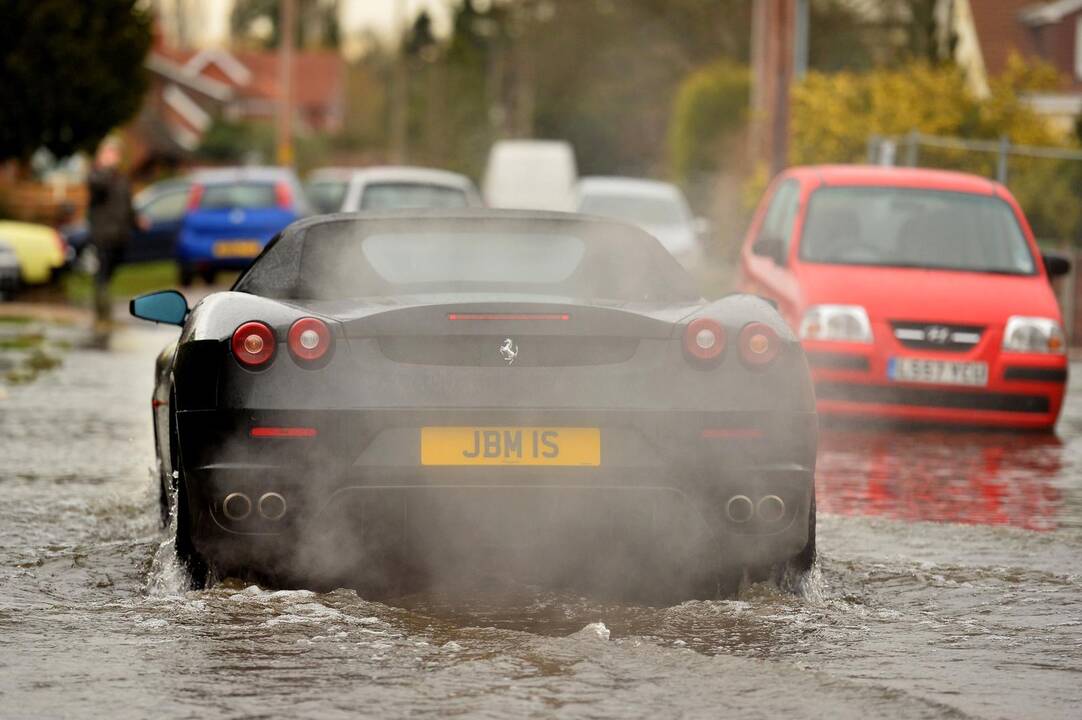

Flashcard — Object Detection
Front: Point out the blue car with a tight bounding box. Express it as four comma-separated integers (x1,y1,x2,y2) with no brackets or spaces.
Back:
177,167,309,285
62,177,192,265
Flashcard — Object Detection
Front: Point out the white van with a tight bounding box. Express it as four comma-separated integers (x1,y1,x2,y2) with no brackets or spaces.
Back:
482,140,577,211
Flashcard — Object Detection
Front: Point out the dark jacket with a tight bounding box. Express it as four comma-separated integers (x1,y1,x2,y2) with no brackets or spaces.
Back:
87,168,136,248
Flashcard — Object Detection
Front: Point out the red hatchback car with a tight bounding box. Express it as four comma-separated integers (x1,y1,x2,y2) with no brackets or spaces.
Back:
740,165,1070,430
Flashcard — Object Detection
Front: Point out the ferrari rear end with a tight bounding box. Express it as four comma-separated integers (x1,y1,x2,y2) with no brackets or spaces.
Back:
161,213,818,597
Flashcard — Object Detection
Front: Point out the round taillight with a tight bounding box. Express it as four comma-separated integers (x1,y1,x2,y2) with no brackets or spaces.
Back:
288,317,331,362
231,322,276,368
684,318,726,363
739,322,780,367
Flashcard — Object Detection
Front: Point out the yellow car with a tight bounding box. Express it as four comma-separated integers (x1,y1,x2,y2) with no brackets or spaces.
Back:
0,220,67,285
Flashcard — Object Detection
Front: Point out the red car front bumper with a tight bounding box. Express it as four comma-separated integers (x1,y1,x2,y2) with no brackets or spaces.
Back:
803,340,1068,430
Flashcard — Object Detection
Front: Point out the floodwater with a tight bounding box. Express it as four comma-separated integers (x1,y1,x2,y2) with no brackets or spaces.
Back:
1,319,1080,719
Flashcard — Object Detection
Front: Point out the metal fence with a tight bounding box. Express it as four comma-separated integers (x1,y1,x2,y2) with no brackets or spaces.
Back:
867,131,1082,185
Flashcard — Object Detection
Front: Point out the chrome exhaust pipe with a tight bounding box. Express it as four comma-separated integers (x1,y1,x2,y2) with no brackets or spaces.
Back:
257,492,287,521
757,495,786,523
222,492,252,521
726,495,754,523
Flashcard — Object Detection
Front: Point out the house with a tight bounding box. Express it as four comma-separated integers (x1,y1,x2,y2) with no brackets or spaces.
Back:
127,38,345,171
952,0,1082,133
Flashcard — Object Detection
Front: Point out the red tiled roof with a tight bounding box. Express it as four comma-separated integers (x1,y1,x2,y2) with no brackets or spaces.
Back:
149,46,343,111
152,44,196,67
231,50,343,110
970,0,1039,76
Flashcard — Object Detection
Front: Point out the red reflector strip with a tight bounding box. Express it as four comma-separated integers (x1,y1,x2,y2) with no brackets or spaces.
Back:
250,427,318,438
151,399,165,409
701,428,764,439
447,313,570,321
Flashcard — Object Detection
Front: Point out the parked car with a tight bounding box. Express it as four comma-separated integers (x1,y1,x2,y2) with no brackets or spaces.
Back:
482,140,577,211
130,211,817,596
576,176,704,268
0,240,20,299
0,220,68,285
176,167,308,286
739,165,1070,431
306,166,482,213
62,177,192,264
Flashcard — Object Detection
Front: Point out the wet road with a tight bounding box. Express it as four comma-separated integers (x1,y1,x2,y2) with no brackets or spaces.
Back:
1,318,1080,719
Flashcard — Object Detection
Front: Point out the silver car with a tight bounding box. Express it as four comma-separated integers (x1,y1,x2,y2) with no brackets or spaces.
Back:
576,176,706,269
306,166,483,214
0,240,20,300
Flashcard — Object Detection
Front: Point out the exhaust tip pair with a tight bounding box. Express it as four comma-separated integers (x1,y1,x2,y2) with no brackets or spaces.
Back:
222,492,287,521
725,494,785,524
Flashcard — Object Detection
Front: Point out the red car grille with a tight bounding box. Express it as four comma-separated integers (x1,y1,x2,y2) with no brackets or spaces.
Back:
891,321,984,353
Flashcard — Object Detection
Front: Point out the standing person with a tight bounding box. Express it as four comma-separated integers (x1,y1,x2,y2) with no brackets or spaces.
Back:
86,140,137,328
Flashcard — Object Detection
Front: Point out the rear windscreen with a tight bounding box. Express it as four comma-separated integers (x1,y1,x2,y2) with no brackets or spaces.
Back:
200,183,277,210
236,217,697,302
359,183,469,211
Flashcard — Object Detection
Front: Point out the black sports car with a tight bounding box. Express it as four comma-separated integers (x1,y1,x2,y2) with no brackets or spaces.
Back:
131,211,817,598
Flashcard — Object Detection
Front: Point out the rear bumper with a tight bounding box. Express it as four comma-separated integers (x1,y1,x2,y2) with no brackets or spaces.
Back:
176,229,280,267
16,258,54,285
177,408,817,583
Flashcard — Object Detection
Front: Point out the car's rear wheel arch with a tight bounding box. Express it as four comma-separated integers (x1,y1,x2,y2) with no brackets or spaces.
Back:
171,385,208,588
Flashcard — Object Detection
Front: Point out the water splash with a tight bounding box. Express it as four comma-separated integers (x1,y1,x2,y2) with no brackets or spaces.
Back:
144,480,189,597
575,621,611,640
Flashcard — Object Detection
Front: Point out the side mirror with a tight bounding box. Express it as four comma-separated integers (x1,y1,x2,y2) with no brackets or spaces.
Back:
130,290,188,326
1042,252,1071,280
752,235,786,266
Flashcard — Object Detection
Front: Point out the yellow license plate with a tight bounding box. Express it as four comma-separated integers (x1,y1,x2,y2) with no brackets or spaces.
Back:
212,240,262,258
421,427,600,466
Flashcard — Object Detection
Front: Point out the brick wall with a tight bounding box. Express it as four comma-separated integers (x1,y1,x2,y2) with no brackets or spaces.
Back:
0,180,87,225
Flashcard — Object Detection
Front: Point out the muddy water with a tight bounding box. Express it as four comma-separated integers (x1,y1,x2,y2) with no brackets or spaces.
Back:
1,321,1080,718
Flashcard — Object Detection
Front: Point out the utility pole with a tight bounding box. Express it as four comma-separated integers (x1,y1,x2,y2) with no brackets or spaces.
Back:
389,0,410,163
750,0,795,176
276,0,296,166
794,0,809,81
511,2,536,138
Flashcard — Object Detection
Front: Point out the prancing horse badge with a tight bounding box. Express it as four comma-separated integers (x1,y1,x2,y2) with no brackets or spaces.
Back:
499,338,518,365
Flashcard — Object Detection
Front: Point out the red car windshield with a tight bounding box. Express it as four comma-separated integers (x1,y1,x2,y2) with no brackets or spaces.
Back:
799,187,1036,275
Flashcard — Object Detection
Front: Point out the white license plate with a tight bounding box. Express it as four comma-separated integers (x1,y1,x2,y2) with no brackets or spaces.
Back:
888,357,988,387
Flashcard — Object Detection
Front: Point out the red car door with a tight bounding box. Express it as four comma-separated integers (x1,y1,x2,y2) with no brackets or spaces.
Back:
739,176,805,328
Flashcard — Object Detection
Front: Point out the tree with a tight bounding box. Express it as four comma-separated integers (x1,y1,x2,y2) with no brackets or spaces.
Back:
196,119,274,164
790,57,1082,243
807,0,875,71
668,62,750,183
405,11,438,59
525,0,752,175
231,0,340,49
0,0,152,161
